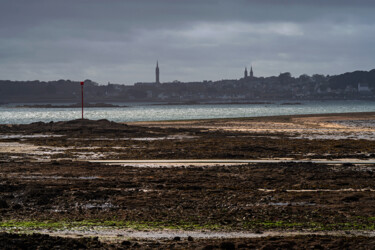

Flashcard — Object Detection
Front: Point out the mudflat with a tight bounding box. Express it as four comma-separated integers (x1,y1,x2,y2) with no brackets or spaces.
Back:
1,112,375,249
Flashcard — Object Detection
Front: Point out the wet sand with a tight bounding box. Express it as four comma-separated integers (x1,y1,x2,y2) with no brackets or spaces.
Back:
1,112,375,249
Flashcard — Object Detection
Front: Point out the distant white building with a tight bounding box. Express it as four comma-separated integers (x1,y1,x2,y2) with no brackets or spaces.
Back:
358,83,371,93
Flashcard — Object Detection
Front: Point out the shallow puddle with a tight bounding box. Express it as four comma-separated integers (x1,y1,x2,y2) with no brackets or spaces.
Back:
294,132,375,140
0,134,63,139
66,135,198,141
267,202,316,206
18,175,101,180
0,142,68,157
258,188,375,192
8,229,375,242
115,163,249,168
79,202,116,209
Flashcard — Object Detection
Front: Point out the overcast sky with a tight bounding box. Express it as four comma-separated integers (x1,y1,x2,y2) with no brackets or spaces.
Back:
0,0,374,84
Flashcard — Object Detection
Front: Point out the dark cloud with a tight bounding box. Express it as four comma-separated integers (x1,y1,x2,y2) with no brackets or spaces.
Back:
0,0,374,83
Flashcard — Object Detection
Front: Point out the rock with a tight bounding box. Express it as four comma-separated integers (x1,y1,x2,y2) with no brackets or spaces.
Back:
0,200,9,208
342,163,354,167
12,204,22,210
342,195,361,202
187,236,194,241
173,236,181,241
121,240,131,246
313,244,324,249
220,241,235,250
202,245,216,250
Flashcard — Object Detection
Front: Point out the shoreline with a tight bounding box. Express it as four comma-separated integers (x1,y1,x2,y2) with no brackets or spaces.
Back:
129,111,375,124
1,111,375,126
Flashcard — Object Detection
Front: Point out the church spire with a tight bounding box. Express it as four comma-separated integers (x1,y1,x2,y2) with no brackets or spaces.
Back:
250,65,254,78
155,60,160,84
244,67,248,78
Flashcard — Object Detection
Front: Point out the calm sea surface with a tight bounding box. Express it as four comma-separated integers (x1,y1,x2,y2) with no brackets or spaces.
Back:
1,100,375,124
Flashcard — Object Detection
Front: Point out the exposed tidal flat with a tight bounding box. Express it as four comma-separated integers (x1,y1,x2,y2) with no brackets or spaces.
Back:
1,113,375,249
1,100,375,124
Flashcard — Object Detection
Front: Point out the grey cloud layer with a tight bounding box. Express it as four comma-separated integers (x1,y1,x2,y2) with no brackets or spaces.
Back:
0,0,374,83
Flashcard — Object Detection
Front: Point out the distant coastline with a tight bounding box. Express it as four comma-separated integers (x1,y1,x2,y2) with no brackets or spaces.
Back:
1,69,374,104
149,101,274,106
148,101,303,106
13,103,127,108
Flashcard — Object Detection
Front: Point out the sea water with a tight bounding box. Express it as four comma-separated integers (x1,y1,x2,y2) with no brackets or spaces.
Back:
0,100,375,124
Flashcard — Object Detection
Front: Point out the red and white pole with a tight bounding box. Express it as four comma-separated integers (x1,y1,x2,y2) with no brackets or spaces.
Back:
80,81,84,119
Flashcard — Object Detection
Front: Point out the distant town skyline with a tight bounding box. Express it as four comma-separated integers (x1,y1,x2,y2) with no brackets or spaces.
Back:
0,0,374,85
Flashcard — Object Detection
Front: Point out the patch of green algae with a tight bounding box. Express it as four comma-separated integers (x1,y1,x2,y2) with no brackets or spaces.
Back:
1,219,374,231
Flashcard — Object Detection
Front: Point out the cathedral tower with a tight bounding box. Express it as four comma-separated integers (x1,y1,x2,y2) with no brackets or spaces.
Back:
244,67,248,78
250,66,254,78
155,61,160,84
